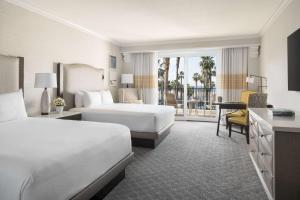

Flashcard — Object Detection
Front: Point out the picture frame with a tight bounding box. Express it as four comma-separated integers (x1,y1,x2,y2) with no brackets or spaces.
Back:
110,55,117,69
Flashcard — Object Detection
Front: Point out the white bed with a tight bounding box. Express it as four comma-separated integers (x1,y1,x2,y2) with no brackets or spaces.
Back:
57,63,175,148
70,103,175,133
0,118,132,200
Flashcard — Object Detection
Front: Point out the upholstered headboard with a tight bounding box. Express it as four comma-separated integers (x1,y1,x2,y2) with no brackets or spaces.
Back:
0,54,24,94
57,63,104,110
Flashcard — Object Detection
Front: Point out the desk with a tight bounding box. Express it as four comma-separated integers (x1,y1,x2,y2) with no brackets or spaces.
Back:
213,102,246,136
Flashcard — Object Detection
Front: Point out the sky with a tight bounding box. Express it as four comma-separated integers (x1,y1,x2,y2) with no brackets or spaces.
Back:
159,57,216,87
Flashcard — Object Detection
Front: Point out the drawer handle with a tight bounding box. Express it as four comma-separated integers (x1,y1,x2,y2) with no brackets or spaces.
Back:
250,150,256,153
260,169,265,174
260,134,265,138
260,152,265,156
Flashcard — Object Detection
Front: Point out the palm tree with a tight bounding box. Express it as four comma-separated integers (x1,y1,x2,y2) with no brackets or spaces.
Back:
175,57,180,98
192,73,201,98
158,67,164,79
178,71,184,100
157,65,165,104
178,71,184,86
169,80,178,93
161,57,170,104
200,56,216,105
187,84,193,99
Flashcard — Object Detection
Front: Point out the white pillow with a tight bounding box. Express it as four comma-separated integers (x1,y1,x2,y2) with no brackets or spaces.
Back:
0,90,27,122
75,90,84,107
102,90,114,104
82,91,102,108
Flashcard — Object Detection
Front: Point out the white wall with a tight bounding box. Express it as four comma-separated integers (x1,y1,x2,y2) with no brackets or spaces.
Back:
260,0,300,110
0,0,122,115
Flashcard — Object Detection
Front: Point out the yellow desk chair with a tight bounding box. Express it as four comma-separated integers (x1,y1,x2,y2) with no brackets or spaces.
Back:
226,90,256,128
228,114,249,143
228,93,268,144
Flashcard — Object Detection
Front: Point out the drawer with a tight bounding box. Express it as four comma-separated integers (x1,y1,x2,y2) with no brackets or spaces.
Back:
258,143,273,175
258,133,273,155
256,157,273,196
250,125,259,138
249,114,259,129
258,122,273,137
260,166,274,196
249,138,258,163
249,134,258,152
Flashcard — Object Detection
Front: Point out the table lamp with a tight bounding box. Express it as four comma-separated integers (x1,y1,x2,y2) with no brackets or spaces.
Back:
121,74,133,88
34,73,57,115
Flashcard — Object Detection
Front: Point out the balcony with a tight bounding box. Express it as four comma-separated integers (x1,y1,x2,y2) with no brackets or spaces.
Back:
159,87,217,118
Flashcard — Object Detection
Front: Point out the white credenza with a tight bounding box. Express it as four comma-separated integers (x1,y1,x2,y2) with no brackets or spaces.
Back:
248,108,300,200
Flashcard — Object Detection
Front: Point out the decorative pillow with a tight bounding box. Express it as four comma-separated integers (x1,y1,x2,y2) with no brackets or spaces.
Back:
82,91,102,107
102,90,114,104
0,90,27,122
75,90,84,107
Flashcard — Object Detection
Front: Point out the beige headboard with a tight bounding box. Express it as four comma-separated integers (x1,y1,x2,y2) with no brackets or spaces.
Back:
0,54,24,94
57,63,104,110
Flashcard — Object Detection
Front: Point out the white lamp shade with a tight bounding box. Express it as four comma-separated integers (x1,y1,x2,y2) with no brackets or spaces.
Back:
34,73,57,88
246,76,255,83
121,74,133,84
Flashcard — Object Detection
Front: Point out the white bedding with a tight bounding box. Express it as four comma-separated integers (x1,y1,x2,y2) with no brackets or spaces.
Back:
70,103,176,133
0,118,132,200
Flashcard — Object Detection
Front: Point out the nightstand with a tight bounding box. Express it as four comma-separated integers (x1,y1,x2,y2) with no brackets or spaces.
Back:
32,111,82,121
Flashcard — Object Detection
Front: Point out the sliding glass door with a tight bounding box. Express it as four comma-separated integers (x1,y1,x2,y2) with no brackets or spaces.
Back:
186,56,217,120
158,57,185,116
158,50,219,121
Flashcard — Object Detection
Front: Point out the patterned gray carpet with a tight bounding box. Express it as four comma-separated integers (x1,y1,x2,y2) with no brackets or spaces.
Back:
104,121,268,200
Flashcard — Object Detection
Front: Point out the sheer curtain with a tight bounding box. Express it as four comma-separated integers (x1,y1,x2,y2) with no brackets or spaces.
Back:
131,52,158,104
217,47,248,102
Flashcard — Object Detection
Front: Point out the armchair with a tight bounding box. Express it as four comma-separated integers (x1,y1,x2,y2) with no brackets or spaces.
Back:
118,88,143,104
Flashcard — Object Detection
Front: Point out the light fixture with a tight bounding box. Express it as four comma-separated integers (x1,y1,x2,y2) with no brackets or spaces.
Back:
121,74,133,88
34,73,57,115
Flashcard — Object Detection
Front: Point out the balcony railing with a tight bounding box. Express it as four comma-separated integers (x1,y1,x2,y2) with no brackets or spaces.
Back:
159,87,217,110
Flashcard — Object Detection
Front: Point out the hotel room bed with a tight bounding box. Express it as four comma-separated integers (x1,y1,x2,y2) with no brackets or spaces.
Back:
70,103,175,133
57,63,175,148
0,54,134,200
0,118,133,200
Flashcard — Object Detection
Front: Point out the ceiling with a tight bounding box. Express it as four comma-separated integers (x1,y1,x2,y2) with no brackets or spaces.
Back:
9,0,287,46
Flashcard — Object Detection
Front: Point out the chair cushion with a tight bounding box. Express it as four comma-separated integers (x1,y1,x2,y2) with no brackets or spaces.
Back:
228,116,248,126
226,110,245,117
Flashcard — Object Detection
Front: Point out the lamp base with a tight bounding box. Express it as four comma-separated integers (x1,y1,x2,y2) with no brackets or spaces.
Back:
41,88,51,115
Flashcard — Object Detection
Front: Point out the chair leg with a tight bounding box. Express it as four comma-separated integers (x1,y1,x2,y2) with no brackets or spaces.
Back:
246,126,249,144
226,116,229,129
229,123,232,137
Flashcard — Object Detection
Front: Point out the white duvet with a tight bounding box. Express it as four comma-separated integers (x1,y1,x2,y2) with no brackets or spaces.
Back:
0,118,132,200
70,103,176,133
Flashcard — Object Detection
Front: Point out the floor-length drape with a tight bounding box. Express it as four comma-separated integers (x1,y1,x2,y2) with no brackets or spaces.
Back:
131,53,158,104
217,47,248,102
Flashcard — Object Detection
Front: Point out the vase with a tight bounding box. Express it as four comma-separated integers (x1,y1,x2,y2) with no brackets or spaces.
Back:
56,106,64,113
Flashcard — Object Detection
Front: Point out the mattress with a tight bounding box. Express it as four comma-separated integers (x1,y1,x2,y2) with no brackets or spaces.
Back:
0,118,132,200
70,103,176,133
